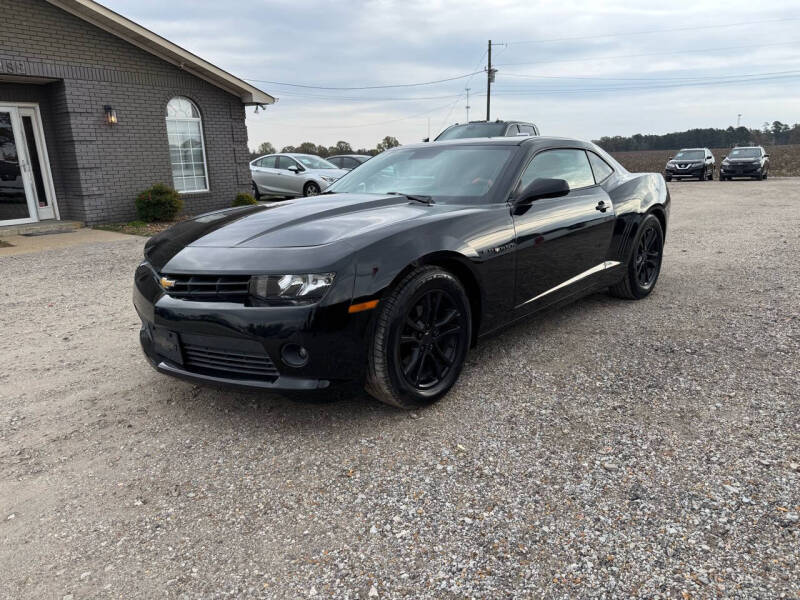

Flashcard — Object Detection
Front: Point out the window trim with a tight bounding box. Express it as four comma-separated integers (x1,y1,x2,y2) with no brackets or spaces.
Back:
166,96,210,194
511,147,599,199
586,150,615,184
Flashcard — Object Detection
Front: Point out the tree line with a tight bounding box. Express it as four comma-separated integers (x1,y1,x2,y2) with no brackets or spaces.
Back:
594,121,800,152
250,136,400,161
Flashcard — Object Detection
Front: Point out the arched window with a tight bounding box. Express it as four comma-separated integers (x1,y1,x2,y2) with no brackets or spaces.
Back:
166,97,208,193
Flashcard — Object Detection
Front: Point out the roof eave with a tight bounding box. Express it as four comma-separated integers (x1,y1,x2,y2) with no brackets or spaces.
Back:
45,0,275,106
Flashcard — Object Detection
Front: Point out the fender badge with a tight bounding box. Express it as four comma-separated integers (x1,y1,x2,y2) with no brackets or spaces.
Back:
160,276,176,289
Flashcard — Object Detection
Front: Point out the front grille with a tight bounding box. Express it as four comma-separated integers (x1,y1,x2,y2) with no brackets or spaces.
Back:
183,343,280,380
163,274,251,302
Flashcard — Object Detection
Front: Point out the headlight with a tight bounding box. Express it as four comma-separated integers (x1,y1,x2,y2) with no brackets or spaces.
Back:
321,175,337,183
249,273,335,304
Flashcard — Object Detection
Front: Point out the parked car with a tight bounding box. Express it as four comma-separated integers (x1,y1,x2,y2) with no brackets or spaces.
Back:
327,154,371,170
250,153,348,199
135,136,669,408
719,146,769,180
433,120,539,141
664,148,715,181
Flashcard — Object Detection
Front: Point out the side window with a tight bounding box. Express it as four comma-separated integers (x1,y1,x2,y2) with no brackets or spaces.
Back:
587,152,614,183
260,156,276,168
328,157,342,168
518,125,534,135
345,158,360,169
505,124,520,136
276,156,297,170
519,149,596,191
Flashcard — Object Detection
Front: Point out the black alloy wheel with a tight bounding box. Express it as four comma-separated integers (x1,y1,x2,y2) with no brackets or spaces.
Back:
304,181,321,196
635,223,662,289
365,266,471,408
608,214,664,300
397,289,466,392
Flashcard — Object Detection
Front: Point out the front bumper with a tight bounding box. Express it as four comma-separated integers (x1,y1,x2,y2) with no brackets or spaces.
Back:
665,166,705,178
133,263,370,391
720,163,761,177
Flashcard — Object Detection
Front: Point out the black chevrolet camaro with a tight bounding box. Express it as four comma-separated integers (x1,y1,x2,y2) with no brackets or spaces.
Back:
134,137,669,408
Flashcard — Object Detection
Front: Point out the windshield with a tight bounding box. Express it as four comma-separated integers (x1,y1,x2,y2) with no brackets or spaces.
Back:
294,155,338,169
673,150,704,160
728,148,761,158
327,145,515,202
436,122,508,140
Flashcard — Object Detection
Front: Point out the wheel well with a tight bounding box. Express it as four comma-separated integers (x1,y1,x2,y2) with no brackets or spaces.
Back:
388,254,483,346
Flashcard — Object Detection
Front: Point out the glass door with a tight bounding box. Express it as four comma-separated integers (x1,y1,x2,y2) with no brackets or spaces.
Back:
18,107,57,221
0,105,37,225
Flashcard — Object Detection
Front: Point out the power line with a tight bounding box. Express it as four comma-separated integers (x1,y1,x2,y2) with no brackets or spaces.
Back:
494,40,798,67
501,68,800,83
272,90,465,102
486,72,800,96
502,16,800,45
244,70,484,91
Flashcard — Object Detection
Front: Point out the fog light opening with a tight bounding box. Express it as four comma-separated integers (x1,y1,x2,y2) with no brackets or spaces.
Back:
281,344,309,368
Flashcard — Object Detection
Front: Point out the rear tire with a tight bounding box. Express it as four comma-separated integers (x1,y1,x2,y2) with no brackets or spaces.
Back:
365,266,472,409
251,181,261,201
608,214,664,300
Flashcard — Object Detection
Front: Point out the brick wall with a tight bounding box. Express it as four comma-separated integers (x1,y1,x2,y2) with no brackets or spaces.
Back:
0,0,252,224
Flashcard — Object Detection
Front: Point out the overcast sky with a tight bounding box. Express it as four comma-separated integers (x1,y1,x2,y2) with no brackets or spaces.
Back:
102,0,800,151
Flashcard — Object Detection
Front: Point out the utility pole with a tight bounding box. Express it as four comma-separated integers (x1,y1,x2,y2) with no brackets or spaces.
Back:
486,40,493,121
465,87,471,122
486,40,499,121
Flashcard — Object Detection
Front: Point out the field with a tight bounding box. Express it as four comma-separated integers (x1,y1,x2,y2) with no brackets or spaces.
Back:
610,143,800,176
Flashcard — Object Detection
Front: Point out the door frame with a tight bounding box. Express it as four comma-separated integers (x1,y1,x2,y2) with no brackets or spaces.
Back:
0,102,59,225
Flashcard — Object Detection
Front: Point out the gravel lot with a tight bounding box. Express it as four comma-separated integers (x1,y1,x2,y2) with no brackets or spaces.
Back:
1,179,798,599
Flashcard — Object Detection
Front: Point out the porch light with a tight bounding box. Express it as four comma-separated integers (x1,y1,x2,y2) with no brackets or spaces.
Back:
104,105,118,125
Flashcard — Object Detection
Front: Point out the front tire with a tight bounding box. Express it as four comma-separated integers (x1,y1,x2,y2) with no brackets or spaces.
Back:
608,214,664,300
252,181,261,201
303,181,321,196
365,267,472,409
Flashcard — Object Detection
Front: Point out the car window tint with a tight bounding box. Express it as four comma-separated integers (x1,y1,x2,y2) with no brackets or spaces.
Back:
260,156,276,168
328,157,342,167
505,124,520,136
587,152,614,183
345,158,360,169
520,149,595,191
518,125,534,134
276,156,296,170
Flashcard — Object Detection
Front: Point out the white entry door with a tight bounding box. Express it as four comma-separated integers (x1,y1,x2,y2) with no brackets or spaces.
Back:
0,104,58,225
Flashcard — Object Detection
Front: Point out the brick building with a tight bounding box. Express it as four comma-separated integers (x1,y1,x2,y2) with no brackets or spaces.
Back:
0,0,273,227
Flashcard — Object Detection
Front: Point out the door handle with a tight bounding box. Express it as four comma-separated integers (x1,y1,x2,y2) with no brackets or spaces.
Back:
595,200,609,212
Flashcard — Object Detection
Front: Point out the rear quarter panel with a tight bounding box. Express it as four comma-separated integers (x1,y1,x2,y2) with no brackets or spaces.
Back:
604,172,669,264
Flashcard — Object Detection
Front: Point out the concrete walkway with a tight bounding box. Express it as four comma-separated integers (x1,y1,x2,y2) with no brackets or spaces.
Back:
0,228,134,257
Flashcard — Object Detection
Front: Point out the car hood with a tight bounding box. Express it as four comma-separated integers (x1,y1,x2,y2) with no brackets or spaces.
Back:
144,194,467,268
306,168,349,178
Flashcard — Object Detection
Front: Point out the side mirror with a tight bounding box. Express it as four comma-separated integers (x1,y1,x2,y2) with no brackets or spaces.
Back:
422,137,430,143
514,178,569,206
668,155,673,160
764,154,770,158
722,155,727,159
287,164,302,173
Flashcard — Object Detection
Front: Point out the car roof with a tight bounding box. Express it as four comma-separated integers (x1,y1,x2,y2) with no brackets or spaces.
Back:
329,154,371,158
678,147,708,151
403,136,592,150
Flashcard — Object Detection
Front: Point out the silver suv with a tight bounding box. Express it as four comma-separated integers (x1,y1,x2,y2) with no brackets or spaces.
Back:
250,154,348,199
